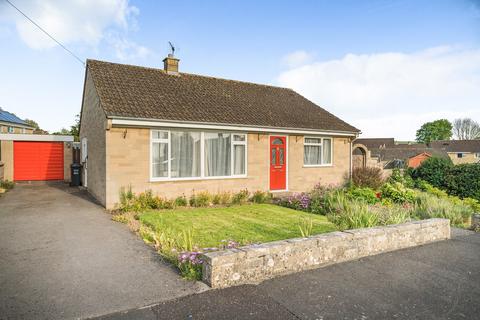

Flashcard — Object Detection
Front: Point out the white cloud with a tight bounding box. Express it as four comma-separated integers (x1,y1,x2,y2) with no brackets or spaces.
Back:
278,46,480,140
282,50,314,68
1,0,149,60
105,31,151,60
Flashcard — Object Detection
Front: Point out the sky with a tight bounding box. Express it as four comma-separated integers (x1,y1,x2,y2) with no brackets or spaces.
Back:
0,0,479,140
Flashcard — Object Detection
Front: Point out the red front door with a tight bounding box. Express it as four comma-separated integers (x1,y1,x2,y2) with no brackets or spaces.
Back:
270,136,286,190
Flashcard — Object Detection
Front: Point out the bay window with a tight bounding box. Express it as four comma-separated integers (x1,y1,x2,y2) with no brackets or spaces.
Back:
151,130,247,180
304,137,332,166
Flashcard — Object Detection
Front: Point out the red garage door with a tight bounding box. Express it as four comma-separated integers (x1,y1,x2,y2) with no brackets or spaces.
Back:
14,142,64,181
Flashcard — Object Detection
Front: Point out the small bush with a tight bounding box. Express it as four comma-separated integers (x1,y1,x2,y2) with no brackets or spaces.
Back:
0,180,14,190
325,195,379,231
381,182,416,204
174,195,188,207
308,183,337,215
251,190,271,204
232,189,249,204
190,191,211,207
352,167,384,189
119,185,136,212
412,157,453,189
279,193,311,211
388,168,415,188
345,187,380,204
413,193,473,227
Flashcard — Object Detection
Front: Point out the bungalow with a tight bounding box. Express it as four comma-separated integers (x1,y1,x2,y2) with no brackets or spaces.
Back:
429,140,480,165
79,56,360,209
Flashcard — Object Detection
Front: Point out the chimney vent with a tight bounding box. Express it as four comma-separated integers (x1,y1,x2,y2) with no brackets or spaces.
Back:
163,54,180,74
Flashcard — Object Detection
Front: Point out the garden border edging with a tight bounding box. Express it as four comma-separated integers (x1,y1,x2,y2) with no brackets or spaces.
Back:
202,218,450,288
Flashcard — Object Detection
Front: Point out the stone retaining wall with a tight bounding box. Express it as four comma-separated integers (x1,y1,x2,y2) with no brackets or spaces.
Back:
202,218,450,288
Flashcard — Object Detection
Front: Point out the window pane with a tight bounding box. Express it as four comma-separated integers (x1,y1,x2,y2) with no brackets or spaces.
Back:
305,137,321,144
233,145,245,175
279,148,284,165
171,131,201,178
152,142,168,177
271,148,276,165
205,132,231,176
323,139,332,164
153,131,168,139
272,138,283,145
304,145,322,165
233,134,245,141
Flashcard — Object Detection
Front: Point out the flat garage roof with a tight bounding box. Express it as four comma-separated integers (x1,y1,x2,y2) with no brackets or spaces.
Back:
0,134,74,142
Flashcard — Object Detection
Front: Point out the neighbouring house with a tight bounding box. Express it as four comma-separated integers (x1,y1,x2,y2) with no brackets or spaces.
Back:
429,140,480,165
0,134,74,182
79,56,360,209
352,138,449,171
0,107,34,134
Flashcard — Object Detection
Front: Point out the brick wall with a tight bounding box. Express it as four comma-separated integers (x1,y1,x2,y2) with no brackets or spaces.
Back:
202,218,451,288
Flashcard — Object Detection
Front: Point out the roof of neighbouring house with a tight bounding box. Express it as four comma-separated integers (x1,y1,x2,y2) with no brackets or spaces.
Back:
354,138,395,149
85,59,360,133
429,140,480,153
370,147,449,162
0,107,31,127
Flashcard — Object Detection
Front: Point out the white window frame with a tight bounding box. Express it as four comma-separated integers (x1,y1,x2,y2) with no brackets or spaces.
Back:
475,153,480,158
8,126,14,133
303,136,333,167
150,129,248,181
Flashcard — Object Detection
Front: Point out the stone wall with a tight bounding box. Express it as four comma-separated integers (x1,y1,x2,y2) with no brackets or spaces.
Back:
202,218,450,288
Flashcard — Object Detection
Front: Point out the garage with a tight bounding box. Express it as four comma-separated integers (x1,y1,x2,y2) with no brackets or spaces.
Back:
14,142,64,181
0,134,73,182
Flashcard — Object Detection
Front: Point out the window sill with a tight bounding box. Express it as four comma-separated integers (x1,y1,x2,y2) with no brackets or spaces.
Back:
149,175,248,182
303,164,333,168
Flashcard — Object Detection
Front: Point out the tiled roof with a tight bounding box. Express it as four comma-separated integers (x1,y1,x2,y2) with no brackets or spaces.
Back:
0,107,30,127
371,147,449,161
429,140,480,153
354,138,395,149
86,59,360,133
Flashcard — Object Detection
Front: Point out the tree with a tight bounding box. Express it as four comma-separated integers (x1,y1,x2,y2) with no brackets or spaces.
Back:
53,114,80,141
24,118,48,134
415,119,452,144
452,118,480,140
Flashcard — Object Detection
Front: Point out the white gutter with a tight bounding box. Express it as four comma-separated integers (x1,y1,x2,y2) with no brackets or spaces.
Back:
110,118,359,137
0,134,74,142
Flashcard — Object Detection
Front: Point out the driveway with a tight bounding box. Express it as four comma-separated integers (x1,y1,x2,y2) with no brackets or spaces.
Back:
96,230,480,320
0,183,206,320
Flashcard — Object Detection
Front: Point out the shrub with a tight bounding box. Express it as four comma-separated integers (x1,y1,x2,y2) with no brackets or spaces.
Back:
251,190,271,204
412,157,453,189
0,180,14,190
280,193,311,211
136,190,157,209
444,164,480,201
325,194,378,231
388,168,415,188
381,182,416,204
232,189,249,204
371,203,412,225
351,167,384,189
119,185,136,212
412,193,473,227
174,195,188,207
190,191,211,207
345,187,380,204
308,183,336,215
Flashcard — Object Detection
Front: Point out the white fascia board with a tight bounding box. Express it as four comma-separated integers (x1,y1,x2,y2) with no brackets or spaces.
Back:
110,118,359,137
0,134,74,142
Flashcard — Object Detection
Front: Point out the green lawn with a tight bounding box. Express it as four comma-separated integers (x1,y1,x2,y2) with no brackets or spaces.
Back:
139,204,337,249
